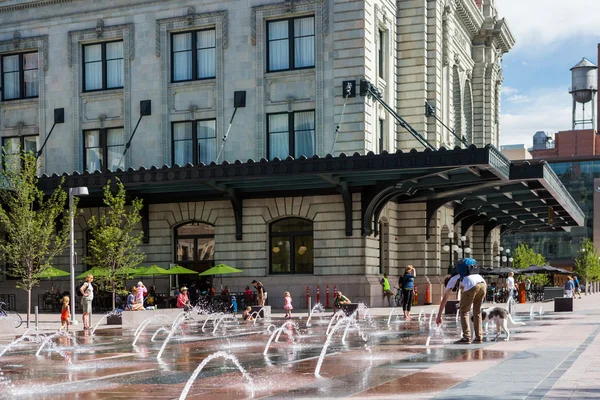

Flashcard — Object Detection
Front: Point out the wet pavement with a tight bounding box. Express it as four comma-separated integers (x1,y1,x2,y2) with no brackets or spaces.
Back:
1,296,599,399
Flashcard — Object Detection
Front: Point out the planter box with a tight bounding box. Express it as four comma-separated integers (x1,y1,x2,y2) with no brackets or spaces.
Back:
554,297,573,312
106,314,122,325
445,300,459,315
544,287,564,302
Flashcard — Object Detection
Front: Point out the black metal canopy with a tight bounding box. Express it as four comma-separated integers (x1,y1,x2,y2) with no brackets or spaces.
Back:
39,145,583,242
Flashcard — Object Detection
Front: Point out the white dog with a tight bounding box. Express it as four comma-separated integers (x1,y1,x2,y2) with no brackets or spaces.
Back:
472,307,525,342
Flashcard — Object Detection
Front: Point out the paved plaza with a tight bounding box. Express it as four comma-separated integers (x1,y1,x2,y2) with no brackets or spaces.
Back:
0,295,599,399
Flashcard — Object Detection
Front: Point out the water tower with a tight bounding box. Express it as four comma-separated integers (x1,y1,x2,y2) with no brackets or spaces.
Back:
569,58,597,130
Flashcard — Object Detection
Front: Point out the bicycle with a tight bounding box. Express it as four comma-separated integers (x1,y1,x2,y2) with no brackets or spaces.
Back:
0,301,23,328
393,285,403,307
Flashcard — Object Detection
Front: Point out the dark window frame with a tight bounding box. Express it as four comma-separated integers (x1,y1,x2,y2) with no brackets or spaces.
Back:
1,134,39,169
170,28,217,83
269,218,314,275
266,15,315,73
82,127,124,172
378,118,385,153
82,40,124,92
171,119,217,166
378,29,385,79
173,221,216,272
266,110,315,160
0,51,39,101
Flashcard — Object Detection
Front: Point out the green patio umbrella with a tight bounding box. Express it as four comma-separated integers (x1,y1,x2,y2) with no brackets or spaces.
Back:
34,266,70,279
166,265,199,275
199,264,243,289
76,267,109,280
133,265,170,277
35,266,71,295
132,265,170,286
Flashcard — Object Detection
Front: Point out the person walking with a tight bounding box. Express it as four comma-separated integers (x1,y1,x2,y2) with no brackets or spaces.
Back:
79,274,94,330
564,276,574,298
436,267,487,344
252,280,267,306
573,276,582,299
400,265,416,320
380,273,394,307
506,272,515,299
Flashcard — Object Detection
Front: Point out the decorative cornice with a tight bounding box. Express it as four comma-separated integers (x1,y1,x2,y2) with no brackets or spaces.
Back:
0,0,73,13
250,0,325,46
68,23,135,67
493,18,515,54
0,34,48,70
453,0,484,37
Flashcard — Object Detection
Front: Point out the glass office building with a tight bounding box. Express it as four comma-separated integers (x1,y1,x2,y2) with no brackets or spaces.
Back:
503,158,600,266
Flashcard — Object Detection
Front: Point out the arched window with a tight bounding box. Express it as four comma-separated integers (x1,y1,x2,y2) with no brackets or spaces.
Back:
270,218,313,274
174,222,215,273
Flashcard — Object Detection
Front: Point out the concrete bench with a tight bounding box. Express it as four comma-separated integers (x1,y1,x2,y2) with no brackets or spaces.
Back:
250,305,271,319
554,297,573,312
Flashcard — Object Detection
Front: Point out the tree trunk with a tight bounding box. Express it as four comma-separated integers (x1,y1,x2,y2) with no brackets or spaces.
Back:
26,288,31,328
112,288,116,310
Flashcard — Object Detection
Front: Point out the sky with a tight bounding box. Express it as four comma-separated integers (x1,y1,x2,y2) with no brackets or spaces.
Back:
497,0,600,148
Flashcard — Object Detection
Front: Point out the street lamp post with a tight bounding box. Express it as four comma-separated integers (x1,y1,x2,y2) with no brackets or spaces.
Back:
69,186,88,323
459,235,472,258
442,232,469,274
495,247,510,267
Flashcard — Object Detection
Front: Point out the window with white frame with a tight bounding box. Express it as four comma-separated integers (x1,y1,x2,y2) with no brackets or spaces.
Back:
83,41,124,91
267,111,315,160
172,119,217,166
1,52,38,100
83,128,124,172
171,29,216,82
267,16,315,72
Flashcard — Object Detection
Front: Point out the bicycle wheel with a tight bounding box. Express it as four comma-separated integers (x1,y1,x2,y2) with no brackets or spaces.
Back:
11,312,23,328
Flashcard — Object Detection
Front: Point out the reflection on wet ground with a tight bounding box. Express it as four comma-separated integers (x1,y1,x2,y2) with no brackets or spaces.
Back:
0,311,558,399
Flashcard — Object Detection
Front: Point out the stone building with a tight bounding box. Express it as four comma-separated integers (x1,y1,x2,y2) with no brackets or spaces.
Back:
0,0,582,311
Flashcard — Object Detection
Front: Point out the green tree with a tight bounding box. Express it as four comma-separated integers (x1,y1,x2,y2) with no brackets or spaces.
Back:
0,151,72,327
84,179,145,309
574,238,600,285
512,243,546,269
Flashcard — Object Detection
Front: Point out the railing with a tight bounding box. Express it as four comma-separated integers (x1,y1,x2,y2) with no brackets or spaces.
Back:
486,144,511,179
542,163,585,226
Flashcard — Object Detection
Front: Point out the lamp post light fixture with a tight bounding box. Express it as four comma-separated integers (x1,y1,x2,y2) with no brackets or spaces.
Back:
442,231,455,274
496,247,510,267
69,186,88,324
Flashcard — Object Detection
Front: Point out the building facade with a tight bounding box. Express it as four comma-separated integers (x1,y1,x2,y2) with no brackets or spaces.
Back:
1,0,579,312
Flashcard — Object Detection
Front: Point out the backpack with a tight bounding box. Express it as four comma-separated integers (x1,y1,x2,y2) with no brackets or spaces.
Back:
75,281,87,297
452,258,478,279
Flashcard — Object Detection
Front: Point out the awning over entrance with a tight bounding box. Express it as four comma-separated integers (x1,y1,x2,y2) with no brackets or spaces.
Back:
39,145,583,242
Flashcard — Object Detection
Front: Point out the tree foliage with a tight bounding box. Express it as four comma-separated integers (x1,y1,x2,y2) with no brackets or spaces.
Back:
83,179,145,309
512,243,547,269
0,151,72,327
574,238,600,283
